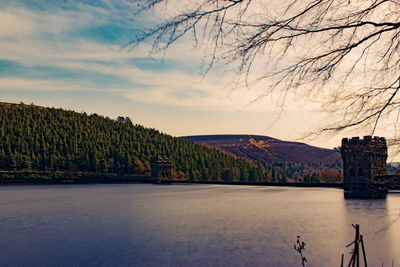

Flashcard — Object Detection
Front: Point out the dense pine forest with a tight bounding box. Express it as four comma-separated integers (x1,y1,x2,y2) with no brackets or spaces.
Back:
0,102,267,182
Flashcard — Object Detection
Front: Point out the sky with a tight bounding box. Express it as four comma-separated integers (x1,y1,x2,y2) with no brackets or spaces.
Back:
1,0,393,156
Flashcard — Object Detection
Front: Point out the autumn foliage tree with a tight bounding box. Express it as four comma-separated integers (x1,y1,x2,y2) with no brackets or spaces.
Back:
318,169,343,183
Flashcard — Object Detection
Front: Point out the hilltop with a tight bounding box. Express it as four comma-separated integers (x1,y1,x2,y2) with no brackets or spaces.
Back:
0,102,266,182
180,135,341,165
180,135,342,182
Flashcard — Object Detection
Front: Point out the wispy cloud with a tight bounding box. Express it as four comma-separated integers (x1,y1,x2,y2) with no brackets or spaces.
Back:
0,0,240,110
0,0,350,151
0,0,284,113
2,0,396,157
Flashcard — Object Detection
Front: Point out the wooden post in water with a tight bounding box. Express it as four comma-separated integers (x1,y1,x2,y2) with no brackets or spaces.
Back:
355,224,360,267
348,250,355,267
345,224,367,267
360,235,368,267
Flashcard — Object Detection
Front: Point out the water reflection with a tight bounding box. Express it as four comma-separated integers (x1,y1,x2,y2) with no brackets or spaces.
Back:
343,196,400,266
386,194,400,266
0,185,399,266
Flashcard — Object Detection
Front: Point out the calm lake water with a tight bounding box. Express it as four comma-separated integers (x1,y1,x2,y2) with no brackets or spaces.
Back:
0,184,399,267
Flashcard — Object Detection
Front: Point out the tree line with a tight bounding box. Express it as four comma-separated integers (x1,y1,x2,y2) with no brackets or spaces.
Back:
0,102,268,182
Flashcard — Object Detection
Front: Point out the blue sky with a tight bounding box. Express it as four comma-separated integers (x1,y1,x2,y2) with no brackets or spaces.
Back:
0,0,367,152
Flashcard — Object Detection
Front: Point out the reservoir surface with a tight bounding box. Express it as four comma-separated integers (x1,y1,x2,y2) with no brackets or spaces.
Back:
0,184,399,266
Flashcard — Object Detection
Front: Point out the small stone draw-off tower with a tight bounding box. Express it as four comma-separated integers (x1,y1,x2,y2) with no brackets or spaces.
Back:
341,136,388,198
150,156,173,181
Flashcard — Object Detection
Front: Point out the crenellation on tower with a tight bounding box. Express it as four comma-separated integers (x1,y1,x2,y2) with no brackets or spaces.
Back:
341,136,388,197
150,156,173,181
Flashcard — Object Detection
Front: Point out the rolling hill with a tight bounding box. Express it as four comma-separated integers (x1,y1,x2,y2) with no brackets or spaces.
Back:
0,103,266,182
180,135,341,165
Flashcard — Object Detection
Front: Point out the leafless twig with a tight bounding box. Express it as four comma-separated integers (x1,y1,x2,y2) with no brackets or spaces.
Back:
129,0,400,139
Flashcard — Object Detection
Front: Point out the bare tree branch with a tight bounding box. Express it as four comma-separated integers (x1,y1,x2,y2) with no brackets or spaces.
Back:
128,0,400,140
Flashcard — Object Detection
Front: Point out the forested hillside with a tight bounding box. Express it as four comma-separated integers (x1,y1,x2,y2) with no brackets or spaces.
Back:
0,102,266,182
181,135,343,182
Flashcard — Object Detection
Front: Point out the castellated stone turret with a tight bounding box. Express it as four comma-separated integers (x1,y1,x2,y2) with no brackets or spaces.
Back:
150,156,173,180
341,136,388,187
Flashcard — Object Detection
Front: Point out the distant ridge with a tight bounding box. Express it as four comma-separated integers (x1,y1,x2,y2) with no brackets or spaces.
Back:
180,134,341,165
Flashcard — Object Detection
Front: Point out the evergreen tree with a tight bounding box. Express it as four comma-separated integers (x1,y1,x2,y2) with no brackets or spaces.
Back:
0,102,265,182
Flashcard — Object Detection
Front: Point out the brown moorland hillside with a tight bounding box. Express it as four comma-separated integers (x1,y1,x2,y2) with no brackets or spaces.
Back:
180,135,341,165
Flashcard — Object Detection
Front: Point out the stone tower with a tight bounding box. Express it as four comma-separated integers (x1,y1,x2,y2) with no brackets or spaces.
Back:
150,156,173,180
341,136,388,188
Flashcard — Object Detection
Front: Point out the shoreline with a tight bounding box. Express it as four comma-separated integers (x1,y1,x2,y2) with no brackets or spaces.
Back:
5,178,400,194
0,177,343,188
